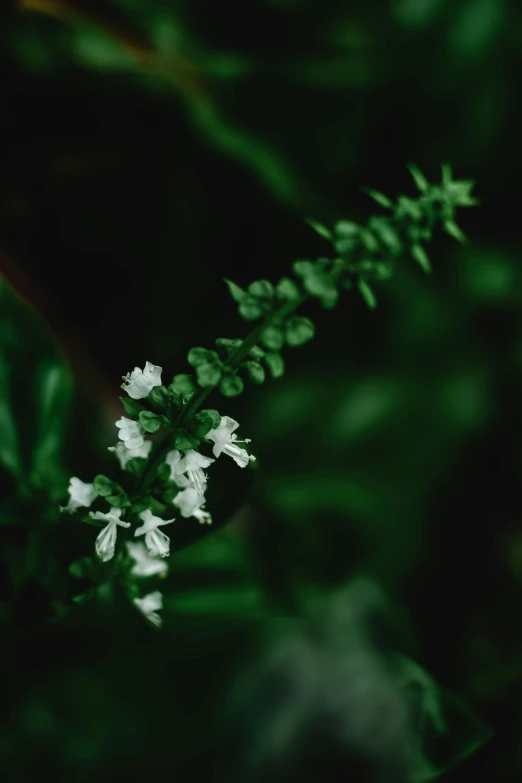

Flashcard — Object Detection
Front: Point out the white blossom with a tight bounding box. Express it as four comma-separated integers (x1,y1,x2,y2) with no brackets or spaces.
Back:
206,416,255,468
133,591,163,628
90,507,131,562
115,417,145,450
126,541,168,578
173,487,206,518
60,477,97,513
192,508,212,525
166,448,214,492
122,361,162,400
135,509,175,558
108,439,152,469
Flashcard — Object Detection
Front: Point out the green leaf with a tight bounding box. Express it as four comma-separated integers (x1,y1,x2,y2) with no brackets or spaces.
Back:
220,375,244,397
239,295,264,320
285,316,315,346
335,220,359,237
369,217,403,254
358,279,377,310
170,374,196,398
224,278,245,302
196,361,223,388
248,345,265,359
305,218,332,240
216,338,243,353
107,490,131,508
245,361,265,384
261,325,285,350
175,429,200,451
408,163,429,192
248,280,274,298
411,244,432,274
119,396,146,419
359,228,380,253
139,410,167,434
293,260,315,278
147,385,170,411
264,352,285,379
187,347,219,367
192,409,221,437
361,187,393,208
125,458,147,478
0,352,22,478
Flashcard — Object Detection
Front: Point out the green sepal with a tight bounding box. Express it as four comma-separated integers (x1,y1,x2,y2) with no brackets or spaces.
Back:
368,217,403,254
79,514,106,528
106,490,131,508
285,316,315,346
93,474,115,497
261,325,285,350
216,338,243,354
119,397,146,419
175,428,200,450
411,244,431,274
125,457,148,477
220,375,244,397
93,474,131,507
277,276,301,301
170,374,196,398
139,410,169,434
196,361,223,388
245,361,265,384
305,217,332,240
249,345,265,359
264,352,285,379
147,385,170,411
358,279,377,310
187,347,220,367
444,220,466,244
224,278,246,302
248,280,274,298
192,409,221,437
156,462,172,484
407,163,429,192
239,295,264,320
361,187,393,209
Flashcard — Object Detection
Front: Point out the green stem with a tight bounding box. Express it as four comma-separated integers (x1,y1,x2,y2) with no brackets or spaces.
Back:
135,293,308,495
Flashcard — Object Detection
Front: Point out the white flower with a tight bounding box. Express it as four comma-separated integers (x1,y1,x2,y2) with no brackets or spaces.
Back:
90,507,131,562
166,448,214,492
193,508,212,525
60,477,97,513
173,487,206,518
126,541,168,578
115,417,145,450
133,591,163,628
206,416,255,468
122,361,162,400
108,439,152,469
135,509,175,558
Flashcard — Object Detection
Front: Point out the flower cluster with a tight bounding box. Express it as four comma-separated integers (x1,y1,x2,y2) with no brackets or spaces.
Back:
61,362,255,627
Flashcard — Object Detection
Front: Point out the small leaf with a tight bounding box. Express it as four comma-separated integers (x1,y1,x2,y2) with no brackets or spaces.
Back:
407,163,429,192
248,280,274,298
359,228,380,253
249,345,265,359
411,244,432,274
175,429,200,451
264,352,285,379
224,278,245,302
285,316,315,346
335,220,359,237
358,279,377,310
119,396,146,419
361,187,393,209
188,347,219,367
305,218,332,240
245,361,265,384
125,458,147,477
220,375,244,397
216,338,243,353
261,325,285,350
277,276,301,301
196,362,222,388
139,411,167,434
147,385,170,411
293,260,314,278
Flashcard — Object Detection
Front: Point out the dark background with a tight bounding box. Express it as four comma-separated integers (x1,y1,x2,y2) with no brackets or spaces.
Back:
1,1,522,781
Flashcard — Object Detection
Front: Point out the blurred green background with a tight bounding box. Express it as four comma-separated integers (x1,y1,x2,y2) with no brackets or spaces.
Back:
1,0,522,780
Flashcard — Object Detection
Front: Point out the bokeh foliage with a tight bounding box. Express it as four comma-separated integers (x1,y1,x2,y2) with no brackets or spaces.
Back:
1,0,522,780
